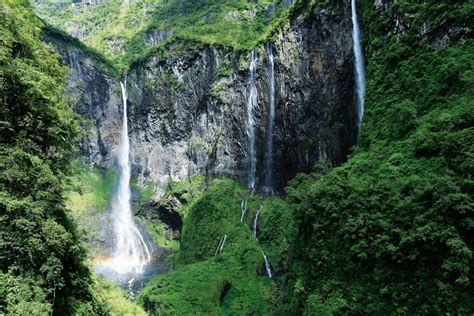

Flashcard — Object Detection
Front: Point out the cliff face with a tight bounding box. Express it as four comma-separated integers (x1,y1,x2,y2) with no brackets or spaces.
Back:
53,4,357,196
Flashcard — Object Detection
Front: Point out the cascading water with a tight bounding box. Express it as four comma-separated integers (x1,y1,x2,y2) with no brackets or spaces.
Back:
109,81,151,274
250,201,273,278
351,0,366,130
215,235,227,256
263,42,275,193
252,205,263,239
262,251,273,278
246,49,258,190
240,199,248,222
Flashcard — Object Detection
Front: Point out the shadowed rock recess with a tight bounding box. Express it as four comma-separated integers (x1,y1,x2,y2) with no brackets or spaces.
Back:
48,5,357,195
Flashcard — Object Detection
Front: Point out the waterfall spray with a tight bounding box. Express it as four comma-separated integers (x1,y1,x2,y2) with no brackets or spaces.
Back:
263,42,275,193
351,0,366,130
246,49,258,190
110,80,151,274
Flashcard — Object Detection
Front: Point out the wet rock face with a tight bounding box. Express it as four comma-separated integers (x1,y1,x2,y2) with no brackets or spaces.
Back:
52,5,358,196
51,38,122,165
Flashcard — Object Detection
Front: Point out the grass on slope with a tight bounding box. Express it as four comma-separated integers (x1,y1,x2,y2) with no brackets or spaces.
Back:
93,274,147,316
138,179,296,315
65,163,117,217
34,0,294,71
282,0,474,314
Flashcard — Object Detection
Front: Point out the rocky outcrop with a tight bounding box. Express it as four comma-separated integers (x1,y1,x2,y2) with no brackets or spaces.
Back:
52,3,358,197
48,37,124,167
372,0,471,48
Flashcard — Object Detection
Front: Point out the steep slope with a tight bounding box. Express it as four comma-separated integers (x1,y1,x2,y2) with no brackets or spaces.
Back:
138,179,294,315
283,0,473,314
0,1,148,314
43,1,357,196
25,0,473,315
0,0,100,313
34,0,294,70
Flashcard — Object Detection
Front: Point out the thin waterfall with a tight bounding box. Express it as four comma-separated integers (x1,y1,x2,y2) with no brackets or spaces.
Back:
251,201,273,278
110,80,151,274
263,42,275,193
215,235,227,256
252,205,263,239
219,235,227,254
246,49,258,190
262,251,273,278
240,199,248,222
351,0,366,130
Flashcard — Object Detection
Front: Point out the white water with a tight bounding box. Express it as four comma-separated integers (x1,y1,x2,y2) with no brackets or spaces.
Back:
263,42,275,193
109,81,151,274
252,205,263,239
240,199,248,222
351,0,366,130
262,251,273,278
246,49,258,190
215,235,227,256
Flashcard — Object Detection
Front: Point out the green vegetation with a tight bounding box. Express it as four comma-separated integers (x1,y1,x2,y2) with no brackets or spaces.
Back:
258,197,295,273
4,0,472,314
34,0,297,71
166,175,207,219
0,0,103,313
66,164,117,217
138,179,287,315
134,176,207,253
92,274,147,315
144,221,180,252
216,59,234,77
64,164,118,257
178,179,246,263
282,0,474,314
42,25,120,77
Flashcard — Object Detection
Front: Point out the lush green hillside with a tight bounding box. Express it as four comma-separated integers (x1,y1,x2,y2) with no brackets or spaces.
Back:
0,0,99,313
283,0,473,314
34,0,292,71
0,1,146,314
138,179,295,315
5,0,472,315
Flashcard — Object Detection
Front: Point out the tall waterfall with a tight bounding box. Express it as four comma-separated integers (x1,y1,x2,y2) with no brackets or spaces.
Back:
263,42,275,193
246,49,258,190
351,0,366,130
110,81,151,274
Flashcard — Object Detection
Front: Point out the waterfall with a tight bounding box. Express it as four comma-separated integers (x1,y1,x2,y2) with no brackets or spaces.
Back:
110,81,151,274
263,42,275,193
351,0,366,130
252,205,263,239
215,235,227,256
246,49,258,190
240,199,248,222
262,251,273,278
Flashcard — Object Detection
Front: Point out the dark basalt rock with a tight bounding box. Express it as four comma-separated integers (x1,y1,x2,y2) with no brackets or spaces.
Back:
144,198,183,232
50,3,358,196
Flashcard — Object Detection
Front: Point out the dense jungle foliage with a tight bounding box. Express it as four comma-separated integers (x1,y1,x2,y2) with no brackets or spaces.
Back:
34,0,293,71
0,0,99,313
282,0,474,314
138,179,296,315
1,0,472,315
0,1,145,314
136,1,473,313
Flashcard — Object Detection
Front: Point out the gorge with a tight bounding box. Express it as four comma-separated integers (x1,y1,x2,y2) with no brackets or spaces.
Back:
1,0,472,315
